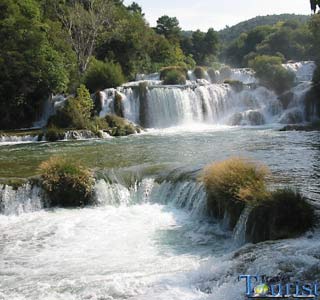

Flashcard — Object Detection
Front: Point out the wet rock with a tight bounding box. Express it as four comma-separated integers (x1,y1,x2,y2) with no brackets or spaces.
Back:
279,109,304,124
228,113,243,126
245,189,314,243
278,91,294,109
246,110,265,125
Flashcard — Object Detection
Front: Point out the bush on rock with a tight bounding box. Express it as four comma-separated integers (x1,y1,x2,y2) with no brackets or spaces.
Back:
246,189,314,243
39,157,94,207
201,157,269,228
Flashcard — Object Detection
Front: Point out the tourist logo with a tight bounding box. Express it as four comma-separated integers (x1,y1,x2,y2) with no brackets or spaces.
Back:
239,275,319,298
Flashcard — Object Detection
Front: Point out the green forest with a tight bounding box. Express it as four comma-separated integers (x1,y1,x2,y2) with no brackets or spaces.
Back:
0,0,320,130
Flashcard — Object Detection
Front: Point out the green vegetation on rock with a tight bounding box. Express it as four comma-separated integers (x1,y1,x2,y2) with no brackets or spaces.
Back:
39,156,94,207
193,67,206,79
160,66,187,85
84,59,126,92
201,157,315,242
249,55,295,94
201,157,269,228
246,189,314,243
224,80,244,92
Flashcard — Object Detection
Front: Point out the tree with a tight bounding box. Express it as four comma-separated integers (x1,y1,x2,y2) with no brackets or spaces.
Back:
310,0,320,13
249,55,295,94
55,0,115,74
155,15,181,42
0,0,70,129
127,2,144,16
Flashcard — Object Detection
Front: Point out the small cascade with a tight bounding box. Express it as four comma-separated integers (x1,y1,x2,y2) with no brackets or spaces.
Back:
33,94,66,128
283,61,316,82
232,206,252,246
0,183,44,215
94,178,207,216
229,68,256,84
63,130,99,140
0,135,39,144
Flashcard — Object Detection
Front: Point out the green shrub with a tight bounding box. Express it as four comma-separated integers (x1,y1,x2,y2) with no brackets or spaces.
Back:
40,157,94,207
224,80,244,92
249,55,295,94
159,66,188,80
219,66,232,80
162,70,187,85
105,114,140,136
45,126,65,142
49,85,94,129
246,188,314,243
84,59,126,92
193,66,206,79
207,68,217,83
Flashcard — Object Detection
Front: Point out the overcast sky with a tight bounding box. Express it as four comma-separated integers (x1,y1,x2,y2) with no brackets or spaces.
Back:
123,0,311,31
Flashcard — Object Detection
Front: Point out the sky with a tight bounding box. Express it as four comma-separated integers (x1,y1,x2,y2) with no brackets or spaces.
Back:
123,0,311,31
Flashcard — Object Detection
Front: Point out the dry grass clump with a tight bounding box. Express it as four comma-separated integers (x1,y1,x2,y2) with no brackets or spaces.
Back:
201,157,270,204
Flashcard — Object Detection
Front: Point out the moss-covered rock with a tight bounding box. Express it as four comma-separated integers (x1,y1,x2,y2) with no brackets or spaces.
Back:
245,189,314,243
279,109,304,124
104,114,141,136
224,79,244,93
138,82,148,127
193,66,206,79
278,91,294,109
45,126,65,142
39,157,94,207
207,68,217,83
246,110,265,125
162,70,186,85
159,66,188,80
114,92,124,118
228,112,243,126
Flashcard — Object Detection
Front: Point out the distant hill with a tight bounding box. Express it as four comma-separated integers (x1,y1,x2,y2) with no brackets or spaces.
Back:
219,14,310,44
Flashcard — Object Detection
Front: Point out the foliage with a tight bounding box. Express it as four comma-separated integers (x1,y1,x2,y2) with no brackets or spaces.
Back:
45,126,65,142
50,85,94,129
162,70,187,85
246,188,315,243
222,20,312,67
193,67,206,79
181,28,220,66
155,15,181,43
55,0,116,74
39,156,94,207
84,59,125,92
219,14,310,44
0,0,71,129
249,55,295,94
160,66,188,80
201,157,270,204
104,114,140,136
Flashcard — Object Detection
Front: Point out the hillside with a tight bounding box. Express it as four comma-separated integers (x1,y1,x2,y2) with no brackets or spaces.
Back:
219,14,310,44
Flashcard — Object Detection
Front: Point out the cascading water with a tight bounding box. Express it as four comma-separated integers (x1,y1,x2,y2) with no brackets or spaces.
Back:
99,61,316,128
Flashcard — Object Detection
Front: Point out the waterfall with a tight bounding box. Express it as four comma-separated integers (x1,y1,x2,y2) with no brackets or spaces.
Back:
33,94,66,128
98,61,315,128
94,178,207,216
283,61,316,82
0,135,39,144
0,183,45,215
232,206,252,247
